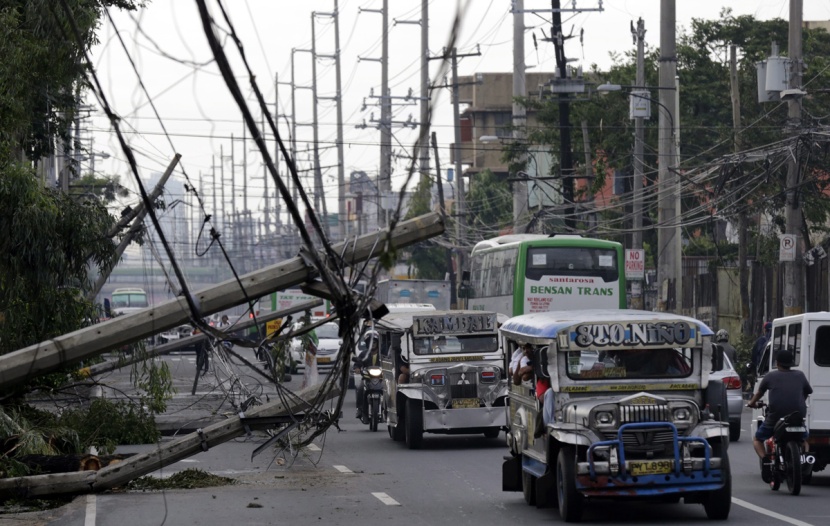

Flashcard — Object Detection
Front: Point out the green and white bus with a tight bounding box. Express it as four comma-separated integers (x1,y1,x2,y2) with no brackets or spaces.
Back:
467,234,626,317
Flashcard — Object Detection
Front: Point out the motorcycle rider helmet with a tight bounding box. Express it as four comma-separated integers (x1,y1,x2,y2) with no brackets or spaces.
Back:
715,329,729,343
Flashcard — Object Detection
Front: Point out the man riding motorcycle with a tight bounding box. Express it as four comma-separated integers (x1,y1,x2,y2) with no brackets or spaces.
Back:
354,332,381,422
746,349,813,461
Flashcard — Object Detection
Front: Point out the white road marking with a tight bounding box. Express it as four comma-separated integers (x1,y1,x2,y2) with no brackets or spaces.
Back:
307,443,321,451
372,492,401,506
333,465,353,473
84,494,96,526
733,497,815,526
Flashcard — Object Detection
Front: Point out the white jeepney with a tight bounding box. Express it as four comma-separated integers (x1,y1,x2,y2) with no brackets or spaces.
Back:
375,310,508,448
501,309,731,522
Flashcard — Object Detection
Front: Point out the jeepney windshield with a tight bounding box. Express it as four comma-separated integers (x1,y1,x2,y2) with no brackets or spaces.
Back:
566,347,693,380
412,335,499,356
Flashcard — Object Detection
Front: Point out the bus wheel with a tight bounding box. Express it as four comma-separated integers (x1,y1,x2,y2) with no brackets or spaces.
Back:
557,446,584,522
405,399,423,449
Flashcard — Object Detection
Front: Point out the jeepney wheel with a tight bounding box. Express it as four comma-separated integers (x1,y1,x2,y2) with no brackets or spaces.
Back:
556,445,584,523
522,468,536,506
405,399,423,449
703,442,732,520
483,428,500,439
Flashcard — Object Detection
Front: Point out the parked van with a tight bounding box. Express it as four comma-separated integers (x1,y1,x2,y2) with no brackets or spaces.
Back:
752,312,830,479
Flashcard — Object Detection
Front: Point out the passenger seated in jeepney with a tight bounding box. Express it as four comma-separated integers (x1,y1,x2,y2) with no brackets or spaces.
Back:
512,343,555,429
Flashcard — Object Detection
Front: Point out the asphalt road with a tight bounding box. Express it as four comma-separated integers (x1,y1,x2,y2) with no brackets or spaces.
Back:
9,349,830,526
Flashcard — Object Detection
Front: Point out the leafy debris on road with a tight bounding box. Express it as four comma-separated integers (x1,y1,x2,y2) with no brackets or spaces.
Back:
128,468,235,491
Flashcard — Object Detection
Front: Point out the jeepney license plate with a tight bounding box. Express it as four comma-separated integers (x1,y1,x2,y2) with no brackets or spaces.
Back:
453,398,480,409
317,357,331,364
628,460,672,476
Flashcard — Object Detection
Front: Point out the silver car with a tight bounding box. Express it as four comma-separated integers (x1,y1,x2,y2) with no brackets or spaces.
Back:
710,354,744,441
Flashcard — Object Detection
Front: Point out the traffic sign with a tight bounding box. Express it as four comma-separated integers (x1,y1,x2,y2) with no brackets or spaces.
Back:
625,249,645,280
779,234,796,262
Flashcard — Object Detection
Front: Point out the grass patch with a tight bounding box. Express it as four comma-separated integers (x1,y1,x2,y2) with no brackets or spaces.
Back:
127,468,236,491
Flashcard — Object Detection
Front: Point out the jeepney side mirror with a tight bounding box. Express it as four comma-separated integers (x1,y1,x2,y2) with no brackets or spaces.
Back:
532,347,550,379
711,343,724,372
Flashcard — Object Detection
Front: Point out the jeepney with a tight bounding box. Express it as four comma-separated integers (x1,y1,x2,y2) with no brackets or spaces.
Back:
501,309,731,522
374,310,508,449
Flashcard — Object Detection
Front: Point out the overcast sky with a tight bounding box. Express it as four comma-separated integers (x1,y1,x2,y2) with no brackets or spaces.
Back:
88,0,830,233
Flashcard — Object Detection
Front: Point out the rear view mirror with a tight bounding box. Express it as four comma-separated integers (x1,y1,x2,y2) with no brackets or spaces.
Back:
711,343,724,372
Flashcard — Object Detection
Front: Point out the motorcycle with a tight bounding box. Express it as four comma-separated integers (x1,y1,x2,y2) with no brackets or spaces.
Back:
358,365,384,432
755,402,815,495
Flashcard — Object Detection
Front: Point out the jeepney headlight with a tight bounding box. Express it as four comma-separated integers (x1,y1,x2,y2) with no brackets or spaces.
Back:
673,407,691,421
596,411,614,425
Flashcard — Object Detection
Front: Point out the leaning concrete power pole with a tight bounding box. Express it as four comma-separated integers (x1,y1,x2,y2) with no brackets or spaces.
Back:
783,0,804,316
87,154,182,301
657,0,680,311
0,212,444,390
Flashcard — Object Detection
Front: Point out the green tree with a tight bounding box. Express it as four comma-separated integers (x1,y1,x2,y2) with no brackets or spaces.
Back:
466,169,513,241
0,1,168,463
404,175,449,279
512,10,830,268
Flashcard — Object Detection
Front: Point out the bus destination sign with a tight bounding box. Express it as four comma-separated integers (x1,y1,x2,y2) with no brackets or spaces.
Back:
413,313,498,336
572,321,693,348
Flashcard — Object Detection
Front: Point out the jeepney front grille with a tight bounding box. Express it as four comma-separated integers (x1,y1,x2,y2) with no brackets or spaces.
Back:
620,405,670,423
449,372,478,399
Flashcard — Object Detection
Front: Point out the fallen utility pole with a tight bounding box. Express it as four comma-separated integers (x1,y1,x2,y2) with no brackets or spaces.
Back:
0,212,444,390
79,299,323,377
88,154,182,301
0,381,338,499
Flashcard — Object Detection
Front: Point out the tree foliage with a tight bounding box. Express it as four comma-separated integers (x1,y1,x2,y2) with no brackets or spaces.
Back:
0,0,142,161
404,175,449,279
508,10,830,264
0,164,118,355
466,169,513,241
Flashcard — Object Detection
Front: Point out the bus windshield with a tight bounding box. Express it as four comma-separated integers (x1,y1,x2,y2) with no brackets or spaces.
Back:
413,335,498,356
112,292,148,309
566,348,692,380
526,246,619,282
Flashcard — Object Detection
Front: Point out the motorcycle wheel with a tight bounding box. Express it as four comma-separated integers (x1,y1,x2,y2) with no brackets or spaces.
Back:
785,441,802,495
370,397,380,432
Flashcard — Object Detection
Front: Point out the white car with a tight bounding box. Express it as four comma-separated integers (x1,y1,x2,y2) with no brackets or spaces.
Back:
290,321,342,373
